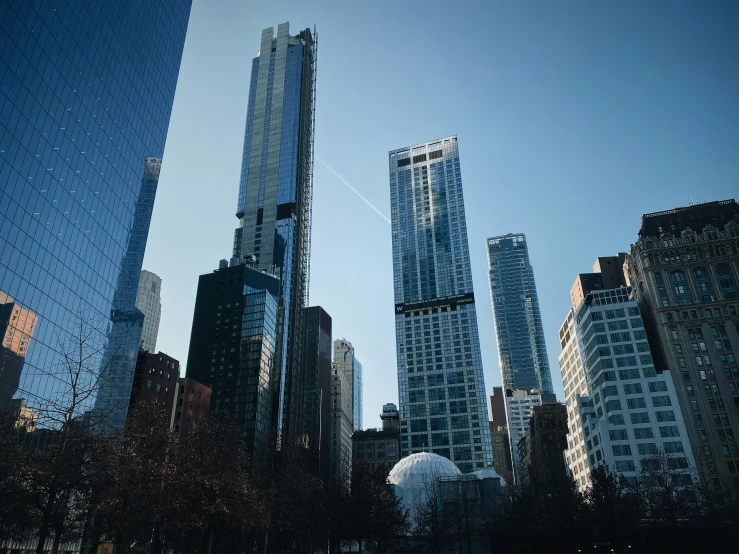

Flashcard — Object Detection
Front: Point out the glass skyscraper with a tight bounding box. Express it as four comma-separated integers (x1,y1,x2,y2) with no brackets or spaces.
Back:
389,136,493,472
486,233,554,394
0,0,191,427
231,23,316,445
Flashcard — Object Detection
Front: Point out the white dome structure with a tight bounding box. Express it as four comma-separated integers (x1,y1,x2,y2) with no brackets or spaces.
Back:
388,453,461,514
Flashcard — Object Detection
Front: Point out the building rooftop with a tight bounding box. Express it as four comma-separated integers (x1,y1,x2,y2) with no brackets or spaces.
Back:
639,199,738,238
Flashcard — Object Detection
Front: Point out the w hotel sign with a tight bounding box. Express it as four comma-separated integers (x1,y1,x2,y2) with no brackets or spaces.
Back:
394,292,475,314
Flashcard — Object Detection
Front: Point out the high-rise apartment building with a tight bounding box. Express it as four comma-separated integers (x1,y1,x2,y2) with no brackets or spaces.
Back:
486,233,554,395
0,1,191,427
186,259,280,457
389,136,493,472
231,23,316,446
302,306,332,479
558,309,591,490
570,286,695,485
330,345,353,488
626,199,739,491
135,270,162,353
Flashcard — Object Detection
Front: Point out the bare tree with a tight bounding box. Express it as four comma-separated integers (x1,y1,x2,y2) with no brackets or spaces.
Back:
637,450,698,524
19,311,121,554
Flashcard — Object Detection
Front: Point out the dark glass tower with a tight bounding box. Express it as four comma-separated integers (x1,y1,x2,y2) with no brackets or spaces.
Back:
486,233,554,395
186,261,280,456
389,136,493,472
0,0,191,427
232,23,316,445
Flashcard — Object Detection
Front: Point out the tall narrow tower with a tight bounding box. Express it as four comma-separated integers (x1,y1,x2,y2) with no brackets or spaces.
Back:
486,233,554,395
389,136,493,473
232,23,317,445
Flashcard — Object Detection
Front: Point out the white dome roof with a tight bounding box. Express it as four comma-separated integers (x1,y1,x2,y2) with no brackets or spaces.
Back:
388,452,461,488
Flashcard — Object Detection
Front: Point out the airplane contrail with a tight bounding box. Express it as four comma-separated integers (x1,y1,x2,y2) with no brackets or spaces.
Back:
316,156,391,224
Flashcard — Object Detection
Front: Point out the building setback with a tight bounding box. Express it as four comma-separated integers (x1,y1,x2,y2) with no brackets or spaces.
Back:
0,0,191,428
626,199,739,491
302,306,333,479
231,23,316,447
389,136,493,473
135,271,162,353
186,260,280,458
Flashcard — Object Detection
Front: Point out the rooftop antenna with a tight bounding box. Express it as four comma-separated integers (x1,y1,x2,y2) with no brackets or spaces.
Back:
689,195,695,206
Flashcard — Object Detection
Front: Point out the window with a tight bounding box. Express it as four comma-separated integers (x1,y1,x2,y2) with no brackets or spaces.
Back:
694,268,715,301
627,397,646,409
648,381,668,393
609,429,629,441
660,426,680,438
146,380,152,388
631,412,650,424
155,384,161,392
717,265,737,299
633,427,654,439
612,444,632,456
656,410,676,422
615,460,636,472
671,271,692,304
652,396,672,407
638,443,657,455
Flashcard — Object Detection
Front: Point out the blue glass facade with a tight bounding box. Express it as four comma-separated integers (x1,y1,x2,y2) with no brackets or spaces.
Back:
486,234,554,395
390,136,493,472
232,23,316,444
0,0,191,428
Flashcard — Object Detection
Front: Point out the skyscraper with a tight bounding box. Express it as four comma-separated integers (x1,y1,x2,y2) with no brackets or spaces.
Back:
569,286,695,485
389,136,493,472
135,270,162,353
0,0,191,427
231,23,316,445
626,199,739,490
486,233,553,394
186,259,280,457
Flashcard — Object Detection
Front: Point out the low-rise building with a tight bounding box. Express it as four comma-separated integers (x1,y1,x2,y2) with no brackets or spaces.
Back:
352,403,401,473
129,351,180,421
518,402,568,491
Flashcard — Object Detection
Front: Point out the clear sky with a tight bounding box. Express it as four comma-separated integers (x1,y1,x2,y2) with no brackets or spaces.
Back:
143,0,739,428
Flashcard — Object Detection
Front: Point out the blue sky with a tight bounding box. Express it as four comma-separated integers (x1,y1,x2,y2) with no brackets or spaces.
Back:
143,0,739,428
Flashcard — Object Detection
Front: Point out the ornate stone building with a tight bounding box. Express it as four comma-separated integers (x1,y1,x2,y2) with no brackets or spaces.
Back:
626,199,739,492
